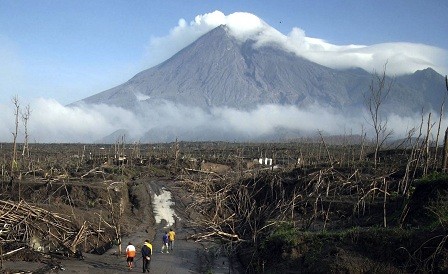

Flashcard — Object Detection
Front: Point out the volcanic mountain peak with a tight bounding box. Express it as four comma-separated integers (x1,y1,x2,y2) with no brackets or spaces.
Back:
77,24,445,115
74,24,446,142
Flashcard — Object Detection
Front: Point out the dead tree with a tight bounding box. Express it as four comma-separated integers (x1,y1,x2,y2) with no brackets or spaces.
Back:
20,104,31,158
11,96,20,197
442,76,448,171
364,63,394,168
434,85,447,167
20,104,31,182
174,138,180,170
423,113,436,176
318,130,333,165
107,182,125,255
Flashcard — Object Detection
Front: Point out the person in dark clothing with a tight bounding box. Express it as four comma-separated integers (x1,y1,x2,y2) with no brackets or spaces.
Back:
141,239,153,273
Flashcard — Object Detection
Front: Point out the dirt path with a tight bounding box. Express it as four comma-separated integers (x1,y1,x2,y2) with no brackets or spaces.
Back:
144,181,233,273
135,180,206,274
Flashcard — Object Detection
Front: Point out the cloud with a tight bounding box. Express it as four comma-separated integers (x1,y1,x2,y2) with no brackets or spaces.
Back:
0,99,144,143
0,98,446,143
210,104,353,136
145,11,448,76
134,92,150,101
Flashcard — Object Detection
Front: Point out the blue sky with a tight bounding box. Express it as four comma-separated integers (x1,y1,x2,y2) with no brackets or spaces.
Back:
0,1,447,143
1,0,447,106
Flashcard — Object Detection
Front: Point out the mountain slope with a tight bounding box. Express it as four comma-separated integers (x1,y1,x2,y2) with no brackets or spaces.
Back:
74,25,447,142
79,25,445,115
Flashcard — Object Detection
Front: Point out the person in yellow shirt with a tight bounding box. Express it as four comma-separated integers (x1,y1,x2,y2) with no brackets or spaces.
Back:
168,228,176,251
125,242,136,270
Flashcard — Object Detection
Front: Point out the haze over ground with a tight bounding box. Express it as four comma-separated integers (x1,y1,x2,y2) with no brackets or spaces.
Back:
1,1,447,143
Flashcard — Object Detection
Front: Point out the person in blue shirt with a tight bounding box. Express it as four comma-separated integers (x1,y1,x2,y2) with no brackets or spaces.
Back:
161,231,169,253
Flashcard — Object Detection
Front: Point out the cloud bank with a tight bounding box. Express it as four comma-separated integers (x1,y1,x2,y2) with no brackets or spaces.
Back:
0,99,445,144
146,11,447,76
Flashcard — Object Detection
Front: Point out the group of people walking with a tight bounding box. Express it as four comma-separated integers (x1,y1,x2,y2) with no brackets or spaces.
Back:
125,228,176,272
161,228,176,254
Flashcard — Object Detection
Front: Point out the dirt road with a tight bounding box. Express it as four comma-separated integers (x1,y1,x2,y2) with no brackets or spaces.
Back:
141,180,231,274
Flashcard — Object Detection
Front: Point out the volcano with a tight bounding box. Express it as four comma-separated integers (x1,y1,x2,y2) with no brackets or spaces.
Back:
74,25,447,142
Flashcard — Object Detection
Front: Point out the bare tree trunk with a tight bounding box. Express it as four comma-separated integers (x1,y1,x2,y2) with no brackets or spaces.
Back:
423,112,434,176
434,100,445,167
442,128,448,172
21,104,31,158
107,187,124,255
174,138,180,170
364,64,394,169
11,96,20,197
359,126,366,162
442,76,448,171
318,130,333,165
383,178,388,228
